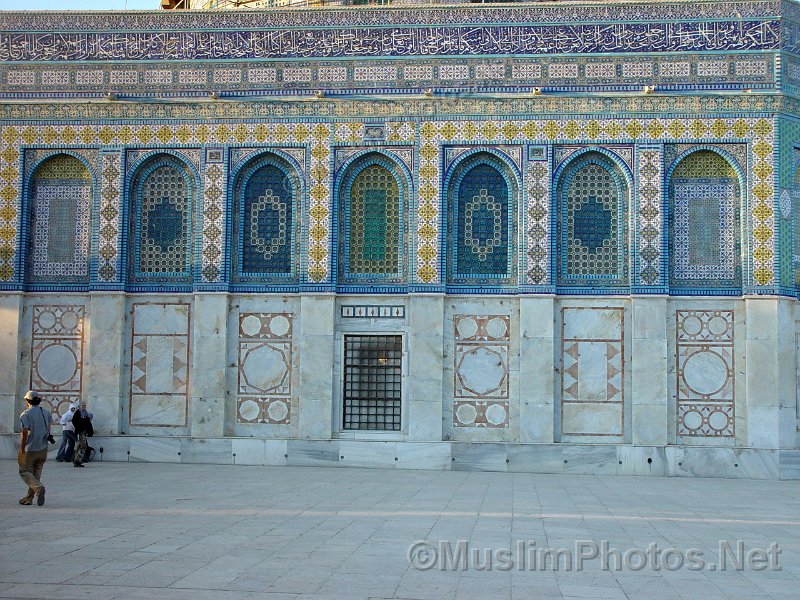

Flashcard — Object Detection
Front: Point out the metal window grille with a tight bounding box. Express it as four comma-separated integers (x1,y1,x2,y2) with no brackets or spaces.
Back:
342,335,402,431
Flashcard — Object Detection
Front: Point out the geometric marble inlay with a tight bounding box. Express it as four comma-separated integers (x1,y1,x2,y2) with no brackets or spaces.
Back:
676,309,735,437
30,304,85,421
129,303,190,427
561,307,624,439
453,314,509,428
237,312,293,425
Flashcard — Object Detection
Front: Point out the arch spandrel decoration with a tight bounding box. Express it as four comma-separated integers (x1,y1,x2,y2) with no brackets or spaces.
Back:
446,152,518,287
232,154,300,285
337,152,408,285
668,150,741,291
129,155,194,285
27,154,92,284
556,151,630,288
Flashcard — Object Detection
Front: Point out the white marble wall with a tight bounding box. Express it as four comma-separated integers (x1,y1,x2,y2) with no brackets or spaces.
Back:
2,292,799,468
0,293,22,434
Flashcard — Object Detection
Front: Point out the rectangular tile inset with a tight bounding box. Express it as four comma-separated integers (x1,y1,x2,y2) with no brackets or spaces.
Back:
129,303,190,428
561,307,624,438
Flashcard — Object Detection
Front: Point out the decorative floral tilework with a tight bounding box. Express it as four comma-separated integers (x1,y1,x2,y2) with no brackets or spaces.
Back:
202,162,225,283
637,147,662,286
98,152,122,283
558,153,629,286
669,151,740,288
448,155,515,286
526,158,550,285
29,155,91,283
131,160,192,283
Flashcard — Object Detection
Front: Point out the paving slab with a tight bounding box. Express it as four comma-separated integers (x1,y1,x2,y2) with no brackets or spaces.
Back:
1,461,799,599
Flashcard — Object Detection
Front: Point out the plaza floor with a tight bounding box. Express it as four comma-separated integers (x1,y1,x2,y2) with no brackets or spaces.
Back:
0,461,799,600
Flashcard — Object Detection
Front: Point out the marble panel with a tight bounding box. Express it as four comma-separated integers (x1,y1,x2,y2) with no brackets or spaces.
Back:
520,403,556,444
562,307,622,341
744,298,779,340
298,296,334,439
129,437,181,463
453,314,511,431
561,307,624,440
190,396,225,438
130,395,188,427
747,406,781,448
666,446,722,477
131,303,190,336
88,436,130,462
453,400,508,428
519,297,554,340
395,442,451,470
631,404,667,446
633,300,666,340
231,438,265,465
0,429,18,458
616,445,667,476
237,311,293,428
0,295,22,400
451,443,508,472
408,400,443,441
631,339,668,405
286,439,340,466
562,403,623,437
29,304,85,420
87,395,122,436
130,302,190,429
676,309,735,438
745,339,779,407
562,445,618,475
407,295,444,441
506,444,563,473
339,441,397,468
778,450,800,480
180,438,232,464
264,439,289,465
86,295,125,417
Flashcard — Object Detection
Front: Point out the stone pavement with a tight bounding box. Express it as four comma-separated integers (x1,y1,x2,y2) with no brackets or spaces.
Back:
1,461,799,600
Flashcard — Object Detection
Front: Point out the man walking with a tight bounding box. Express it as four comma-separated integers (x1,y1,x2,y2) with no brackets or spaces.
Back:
18,390,53,506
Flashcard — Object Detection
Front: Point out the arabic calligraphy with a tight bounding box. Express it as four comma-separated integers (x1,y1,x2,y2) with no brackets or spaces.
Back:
0,21,778,62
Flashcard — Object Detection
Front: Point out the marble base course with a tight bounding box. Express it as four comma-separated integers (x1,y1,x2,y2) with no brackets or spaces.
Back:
3,435,797,480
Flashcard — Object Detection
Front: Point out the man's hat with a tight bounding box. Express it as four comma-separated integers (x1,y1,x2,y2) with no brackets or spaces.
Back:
24,390,40,402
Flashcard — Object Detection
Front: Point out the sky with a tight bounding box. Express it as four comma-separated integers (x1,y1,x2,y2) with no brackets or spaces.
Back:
0,0,159,9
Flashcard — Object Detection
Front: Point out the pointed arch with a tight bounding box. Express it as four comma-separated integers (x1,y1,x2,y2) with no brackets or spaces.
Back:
231,152,301,284
667,148,742,290
336,151,409,285
27,153,93,284
556,150,630,288
445,151,518,287
128,154,195,284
